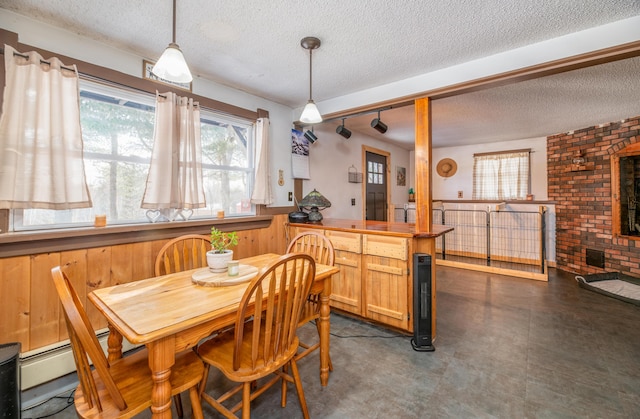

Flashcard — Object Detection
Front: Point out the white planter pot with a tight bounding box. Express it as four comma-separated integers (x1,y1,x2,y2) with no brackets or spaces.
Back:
206,250,234,273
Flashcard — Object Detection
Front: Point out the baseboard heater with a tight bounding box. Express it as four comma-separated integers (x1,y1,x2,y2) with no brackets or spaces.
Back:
412,253,435,352
19,328,139,391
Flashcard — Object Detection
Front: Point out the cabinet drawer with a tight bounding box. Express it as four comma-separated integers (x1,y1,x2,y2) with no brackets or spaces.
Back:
326,231,362,253
363,235,407,260
293,227,324,236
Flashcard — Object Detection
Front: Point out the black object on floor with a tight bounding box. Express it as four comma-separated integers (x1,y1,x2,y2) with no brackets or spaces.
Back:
0,342,21,418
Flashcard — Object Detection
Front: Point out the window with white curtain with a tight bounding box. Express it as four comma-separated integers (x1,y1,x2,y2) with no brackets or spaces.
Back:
472,150,530,200
12,79,255,230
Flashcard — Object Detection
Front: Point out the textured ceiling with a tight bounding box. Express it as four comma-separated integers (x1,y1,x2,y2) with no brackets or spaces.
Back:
1,0,639,148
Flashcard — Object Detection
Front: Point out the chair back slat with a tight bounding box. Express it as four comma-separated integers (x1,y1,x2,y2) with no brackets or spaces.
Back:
51,267,127,411
286,232,335,266
155,234,211,276
233,254,315,372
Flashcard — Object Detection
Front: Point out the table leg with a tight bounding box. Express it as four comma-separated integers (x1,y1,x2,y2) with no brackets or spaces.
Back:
106,324,123,362
148,336,176,419
319,280,332,386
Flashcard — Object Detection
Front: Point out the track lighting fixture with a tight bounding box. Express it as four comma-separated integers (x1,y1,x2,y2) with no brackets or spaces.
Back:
336,119,352,139
304,128,318,144
152,0,192,83
299,37,323,124
371,111,388,134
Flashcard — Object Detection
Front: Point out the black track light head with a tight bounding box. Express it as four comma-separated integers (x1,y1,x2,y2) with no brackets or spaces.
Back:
336,122,352,139
304,129,318,143
371,117,388,134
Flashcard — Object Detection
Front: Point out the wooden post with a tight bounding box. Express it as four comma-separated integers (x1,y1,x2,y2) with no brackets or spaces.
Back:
414,98,433,233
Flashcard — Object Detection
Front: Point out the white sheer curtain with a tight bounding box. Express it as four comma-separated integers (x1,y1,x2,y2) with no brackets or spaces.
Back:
141,91,205,210
250,117,273,205
0,45,92,209
473,150,530,200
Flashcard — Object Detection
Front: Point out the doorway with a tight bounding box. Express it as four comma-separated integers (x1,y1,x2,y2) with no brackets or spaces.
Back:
364,147,390,221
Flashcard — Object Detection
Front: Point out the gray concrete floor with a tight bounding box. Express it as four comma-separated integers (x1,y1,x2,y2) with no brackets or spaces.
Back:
22,266,640,418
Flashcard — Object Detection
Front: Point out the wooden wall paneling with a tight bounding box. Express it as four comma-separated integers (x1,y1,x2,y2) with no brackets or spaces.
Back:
29,253,62,350
86,247,112,330
0,256,31,348
131,240,155,281
59,249,89,341
110,243,135,285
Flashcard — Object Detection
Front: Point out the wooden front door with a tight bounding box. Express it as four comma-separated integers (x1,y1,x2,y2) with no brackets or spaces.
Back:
365,150,388,221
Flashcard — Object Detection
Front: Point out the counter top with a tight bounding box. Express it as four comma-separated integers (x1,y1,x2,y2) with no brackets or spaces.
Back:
289,218,453,238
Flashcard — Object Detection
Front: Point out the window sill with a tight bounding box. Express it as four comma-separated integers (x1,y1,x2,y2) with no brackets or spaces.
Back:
0,216,273,258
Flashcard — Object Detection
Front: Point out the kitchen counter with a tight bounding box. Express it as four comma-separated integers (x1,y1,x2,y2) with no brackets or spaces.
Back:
289,218,452,238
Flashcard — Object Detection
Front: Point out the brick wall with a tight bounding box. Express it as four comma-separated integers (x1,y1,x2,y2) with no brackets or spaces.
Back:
547,115,640,276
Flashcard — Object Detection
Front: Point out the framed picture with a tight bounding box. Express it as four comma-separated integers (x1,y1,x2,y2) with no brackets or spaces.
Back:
396,166,406,186
142,59,192,91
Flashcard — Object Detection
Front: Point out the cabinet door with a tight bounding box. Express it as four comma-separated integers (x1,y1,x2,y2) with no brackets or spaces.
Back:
363,235,410,331
331,250,362,315
326,231,363,315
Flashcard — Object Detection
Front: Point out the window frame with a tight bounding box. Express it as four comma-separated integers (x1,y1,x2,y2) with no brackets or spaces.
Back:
0,30,288,256
472,149,531,200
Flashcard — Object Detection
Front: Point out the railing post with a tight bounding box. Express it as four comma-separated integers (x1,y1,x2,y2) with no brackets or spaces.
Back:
539,206,546,274
486,209,491,266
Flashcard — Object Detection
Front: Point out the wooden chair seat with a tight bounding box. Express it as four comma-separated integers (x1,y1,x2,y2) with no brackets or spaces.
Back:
75,348,204,418
51,266,204,419
197,253,316,419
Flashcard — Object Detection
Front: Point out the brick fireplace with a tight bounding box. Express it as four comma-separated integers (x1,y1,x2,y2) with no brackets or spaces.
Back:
547,115,640,276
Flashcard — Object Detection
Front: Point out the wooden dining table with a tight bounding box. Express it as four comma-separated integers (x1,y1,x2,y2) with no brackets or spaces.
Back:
89,253,339,419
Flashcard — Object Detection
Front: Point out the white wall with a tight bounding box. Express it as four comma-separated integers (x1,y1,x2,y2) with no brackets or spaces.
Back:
0,10,296,207
300,122,411,220
415,137,548,201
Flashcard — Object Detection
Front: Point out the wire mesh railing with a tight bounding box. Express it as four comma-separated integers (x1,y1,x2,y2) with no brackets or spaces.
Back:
431,207,546,274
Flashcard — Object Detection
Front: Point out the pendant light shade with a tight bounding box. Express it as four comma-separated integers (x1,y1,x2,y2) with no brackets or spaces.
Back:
300,100,322,124
152,0,192,83
299,37,322,124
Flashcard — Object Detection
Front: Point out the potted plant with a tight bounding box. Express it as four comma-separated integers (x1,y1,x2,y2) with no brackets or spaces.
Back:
206,227,239,272
408,188,415,202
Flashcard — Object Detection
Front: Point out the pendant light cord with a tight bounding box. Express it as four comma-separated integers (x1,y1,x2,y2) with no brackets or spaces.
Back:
308,48,313,101
172,0,177,44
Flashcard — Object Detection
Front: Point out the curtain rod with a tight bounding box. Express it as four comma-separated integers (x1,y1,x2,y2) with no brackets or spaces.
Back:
0,47,76,72
474,148,532,157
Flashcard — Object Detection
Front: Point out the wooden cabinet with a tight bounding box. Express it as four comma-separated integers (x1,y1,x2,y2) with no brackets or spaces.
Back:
362,235,410,331
289,219,448,335
291,226,413,331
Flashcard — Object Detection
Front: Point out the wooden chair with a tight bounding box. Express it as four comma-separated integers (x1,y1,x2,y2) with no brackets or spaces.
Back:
286,231,335,367
155,234,211,277
51,266,205,419
196,253,316,419
154,233,211,415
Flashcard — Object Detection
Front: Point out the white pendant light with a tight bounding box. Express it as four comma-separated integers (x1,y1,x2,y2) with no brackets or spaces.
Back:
152,0,193,83
299,37,322,124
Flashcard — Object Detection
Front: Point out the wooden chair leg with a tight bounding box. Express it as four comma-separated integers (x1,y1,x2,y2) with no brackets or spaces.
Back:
173,394,183,417
189,386,204,419
242,382,251,419
198,364,210,397
290,359,310,419
281,365,288,407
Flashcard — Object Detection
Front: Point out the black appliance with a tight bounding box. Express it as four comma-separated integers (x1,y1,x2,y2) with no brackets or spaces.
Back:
411,254,435,352
288,211,308,223
0,342,21,417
